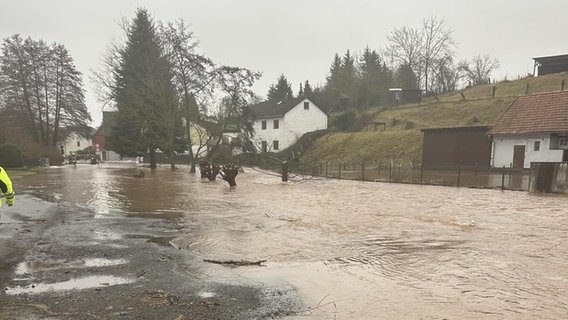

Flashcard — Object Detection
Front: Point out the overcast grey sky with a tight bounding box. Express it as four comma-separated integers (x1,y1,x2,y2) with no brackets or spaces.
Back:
1,0,567,126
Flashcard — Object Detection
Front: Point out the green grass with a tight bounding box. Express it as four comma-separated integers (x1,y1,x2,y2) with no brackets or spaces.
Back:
301,130,423,164
299,72,568,164
374,97,515,129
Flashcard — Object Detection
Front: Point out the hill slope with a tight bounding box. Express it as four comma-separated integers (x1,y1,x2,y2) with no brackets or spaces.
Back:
300,72,568,164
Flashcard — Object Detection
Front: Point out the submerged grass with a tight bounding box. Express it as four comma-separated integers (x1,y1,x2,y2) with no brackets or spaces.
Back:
6,167,43,180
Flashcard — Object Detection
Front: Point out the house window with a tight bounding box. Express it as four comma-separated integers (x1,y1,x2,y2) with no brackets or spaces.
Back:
534,141,540,151
77,141,81,147
304,101,309,110
273,120,279,129
261,120,267,130
261,141,267,152
560,137,568,148
273,140,279,151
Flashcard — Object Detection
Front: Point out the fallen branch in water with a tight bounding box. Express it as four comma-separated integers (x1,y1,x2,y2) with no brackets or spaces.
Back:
290,294,337,317
203,259,267,266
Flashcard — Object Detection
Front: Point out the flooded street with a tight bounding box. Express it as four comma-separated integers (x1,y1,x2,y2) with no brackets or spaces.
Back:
16,164,568,319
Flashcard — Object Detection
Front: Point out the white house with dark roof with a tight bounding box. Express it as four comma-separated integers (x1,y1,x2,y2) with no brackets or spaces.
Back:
488,91,568,169
249,97,328,152
59,126,95,157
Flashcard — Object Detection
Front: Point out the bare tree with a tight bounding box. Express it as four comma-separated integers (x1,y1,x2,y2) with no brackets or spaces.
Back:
386,16,456,93
420,16,456,93
0,35,91,148
160,19,218,172
431,56,461,93
385,25,423,84
459,54,500,86
208,66,260,160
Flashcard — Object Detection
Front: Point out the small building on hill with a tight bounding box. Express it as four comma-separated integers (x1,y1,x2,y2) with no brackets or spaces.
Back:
249,97,328,152
533,54,568,76
488,91,568,169
421,126,492,169
389,88,423,107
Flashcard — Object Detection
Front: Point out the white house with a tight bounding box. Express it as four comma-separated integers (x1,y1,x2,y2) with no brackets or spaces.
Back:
59,128,94,156
249,97,328,152
488,91,568,169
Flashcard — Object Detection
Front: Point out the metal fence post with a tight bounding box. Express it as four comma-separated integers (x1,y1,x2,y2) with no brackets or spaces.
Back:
528,165,532,191
361,161,365,181
501,165,506,190
338,163,342,179
475,162,478,178
457,166,461,188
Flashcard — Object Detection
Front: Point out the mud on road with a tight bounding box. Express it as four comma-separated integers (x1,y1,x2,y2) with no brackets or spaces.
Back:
0,192,301,319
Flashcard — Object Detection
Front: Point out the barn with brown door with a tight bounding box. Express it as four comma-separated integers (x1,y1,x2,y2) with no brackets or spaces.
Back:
421,126,492,169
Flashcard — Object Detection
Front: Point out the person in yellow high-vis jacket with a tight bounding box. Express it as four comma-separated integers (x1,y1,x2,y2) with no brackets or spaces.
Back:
0,166,15,208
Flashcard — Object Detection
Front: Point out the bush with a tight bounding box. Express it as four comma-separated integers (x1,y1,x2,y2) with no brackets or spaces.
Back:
0,144,24,168
330,111,357,132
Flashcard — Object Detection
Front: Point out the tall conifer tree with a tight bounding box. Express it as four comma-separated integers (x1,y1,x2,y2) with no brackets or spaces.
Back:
110,8,179,168
267,74,293,102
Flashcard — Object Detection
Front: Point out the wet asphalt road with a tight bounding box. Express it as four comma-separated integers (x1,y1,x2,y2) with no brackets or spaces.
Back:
0,192,301,319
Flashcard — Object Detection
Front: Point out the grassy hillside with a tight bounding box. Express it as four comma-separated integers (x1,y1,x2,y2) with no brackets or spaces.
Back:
300,72,568,164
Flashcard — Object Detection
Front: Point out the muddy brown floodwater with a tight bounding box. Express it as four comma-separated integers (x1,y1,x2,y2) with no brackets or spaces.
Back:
14,163,568,319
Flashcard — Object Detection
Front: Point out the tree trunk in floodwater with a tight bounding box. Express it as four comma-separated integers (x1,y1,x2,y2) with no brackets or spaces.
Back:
281,161,288,182
199,161,209,178
198,161,220,181
169,149,176,171
207,164,220,181
220,164,239,187
149,149,157,169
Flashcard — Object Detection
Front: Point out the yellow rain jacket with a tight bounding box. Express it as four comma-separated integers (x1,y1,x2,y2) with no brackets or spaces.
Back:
0,166,15,206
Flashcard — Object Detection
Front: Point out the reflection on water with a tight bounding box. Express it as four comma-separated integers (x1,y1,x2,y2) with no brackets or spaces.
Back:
16,258,128,275
19,164,568,319
6,275,134,295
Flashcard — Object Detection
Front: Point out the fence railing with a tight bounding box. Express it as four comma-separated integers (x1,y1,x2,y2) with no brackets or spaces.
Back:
287,160,531,191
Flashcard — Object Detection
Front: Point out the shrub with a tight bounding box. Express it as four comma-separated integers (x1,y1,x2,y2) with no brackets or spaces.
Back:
0,144,24,168
330,111,357,132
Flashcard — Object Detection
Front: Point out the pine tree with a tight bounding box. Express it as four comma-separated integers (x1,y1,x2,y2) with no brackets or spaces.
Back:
303,80,313,97
326,53,342,90
395,63,418,89
267,74,293,102
110,8,179,168
357,47,394,108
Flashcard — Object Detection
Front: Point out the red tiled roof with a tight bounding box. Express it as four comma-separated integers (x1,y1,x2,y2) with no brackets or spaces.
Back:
488,91,568,135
